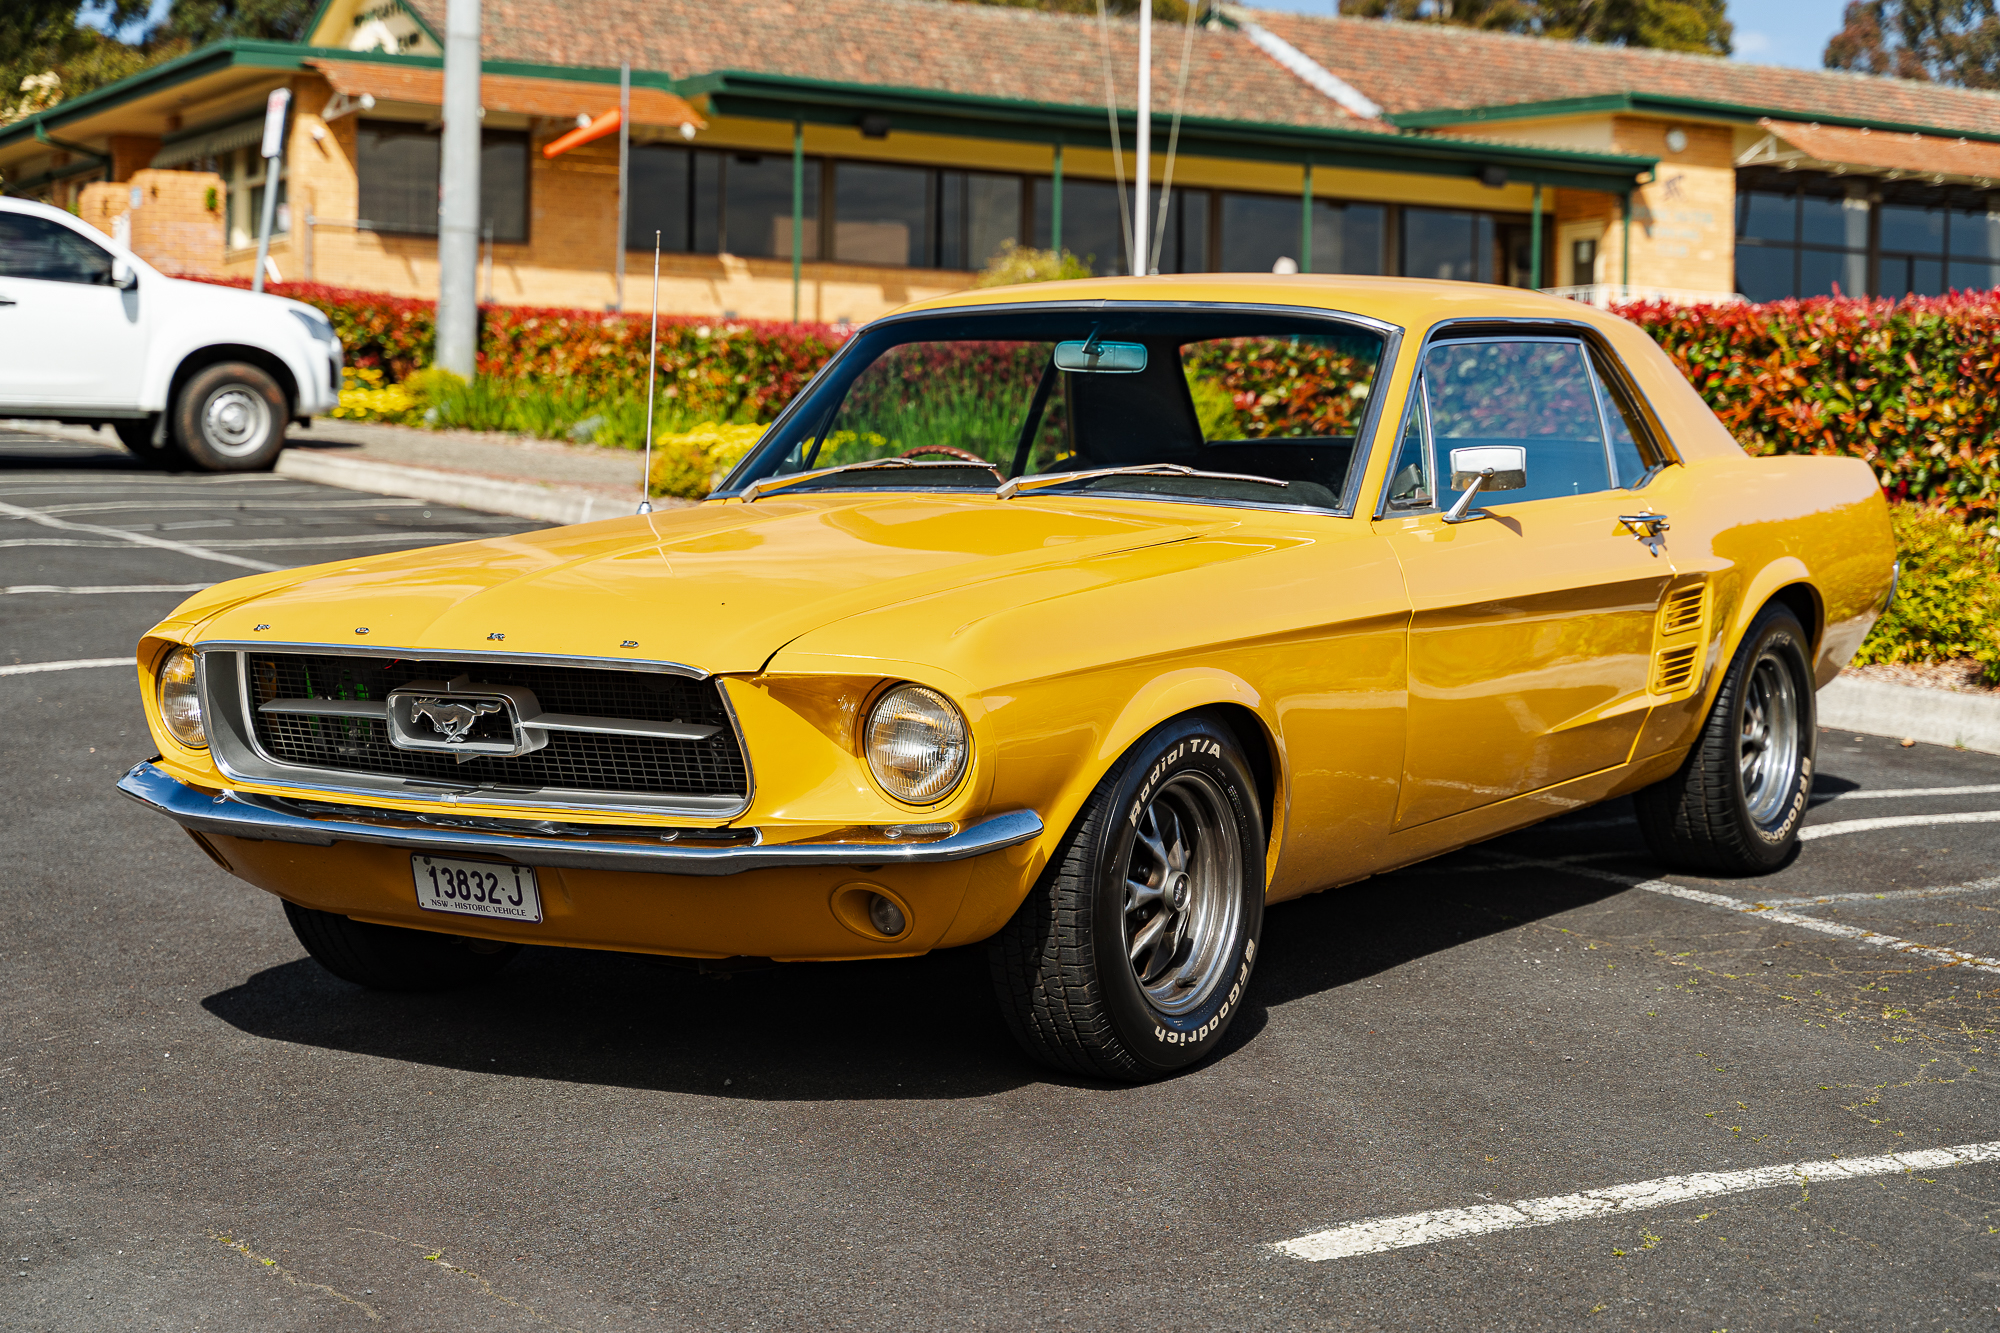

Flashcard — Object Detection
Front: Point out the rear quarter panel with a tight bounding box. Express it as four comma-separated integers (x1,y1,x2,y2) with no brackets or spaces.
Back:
1630,451,1893,763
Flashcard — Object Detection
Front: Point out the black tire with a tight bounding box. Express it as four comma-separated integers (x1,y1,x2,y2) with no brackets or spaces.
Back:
283,901,521,991
113,417,187,469
171,362,288,471
1636,603,1816,875
987,712,1265,1081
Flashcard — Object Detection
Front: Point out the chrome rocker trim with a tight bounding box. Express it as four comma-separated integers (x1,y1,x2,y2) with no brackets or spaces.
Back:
118,762,1044,877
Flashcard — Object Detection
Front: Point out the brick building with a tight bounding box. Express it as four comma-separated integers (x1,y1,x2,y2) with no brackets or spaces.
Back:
4,0,1999,320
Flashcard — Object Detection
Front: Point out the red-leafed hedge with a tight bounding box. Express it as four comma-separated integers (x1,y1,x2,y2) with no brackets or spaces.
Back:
1615,291,2000,516
202,278,2000,512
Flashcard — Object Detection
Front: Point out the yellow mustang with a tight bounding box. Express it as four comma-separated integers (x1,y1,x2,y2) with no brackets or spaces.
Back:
122,276,1895,1081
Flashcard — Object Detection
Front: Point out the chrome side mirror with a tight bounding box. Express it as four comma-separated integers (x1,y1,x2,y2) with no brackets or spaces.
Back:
111,258,138,291
1441,445,1527,524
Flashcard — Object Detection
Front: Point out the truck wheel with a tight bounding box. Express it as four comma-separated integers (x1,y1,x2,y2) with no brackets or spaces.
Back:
113,418,187,469
171,362,288,471
1635,604,1816,875
282,901,520,991
987,712,1265,1081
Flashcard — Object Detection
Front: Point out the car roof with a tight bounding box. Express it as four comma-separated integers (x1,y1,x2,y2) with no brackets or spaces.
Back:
887,273,1626,336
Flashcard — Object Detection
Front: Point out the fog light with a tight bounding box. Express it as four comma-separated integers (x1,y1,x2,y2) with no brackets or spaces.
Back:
156,646,206,749
867,892,906,937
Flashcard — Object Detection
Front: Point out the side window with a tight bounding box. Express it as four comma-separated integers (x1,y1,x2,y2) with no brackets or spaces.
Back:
1590,352,1663,487
1420,339,1611,504
0,214,115,285
1385,393,1430,508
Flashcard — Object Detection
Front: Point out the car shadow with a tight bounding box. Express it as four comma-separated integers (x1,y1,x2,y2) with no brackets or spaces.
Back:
205,840,1645,1098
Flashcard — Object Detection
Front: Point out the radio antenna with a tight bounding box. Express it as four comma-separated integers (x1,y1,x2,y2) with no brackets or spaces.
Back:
637,229,662,516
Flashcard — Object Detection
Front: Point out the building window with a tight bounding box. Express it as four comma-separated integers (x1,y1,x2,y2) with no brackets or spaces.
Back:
354,121,529,242
1733,174,2000,300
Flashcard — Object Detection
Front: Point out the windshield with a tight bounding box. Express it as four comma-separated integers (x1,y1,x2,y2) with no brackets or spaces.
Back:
722,307,1389,511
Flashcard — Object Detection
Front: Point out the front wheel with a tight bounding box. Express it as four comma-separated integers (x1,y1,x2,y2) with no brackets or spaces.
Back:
1635,603,1816,875
283,901,521,991
171,362,288,471
988,713,1265,1081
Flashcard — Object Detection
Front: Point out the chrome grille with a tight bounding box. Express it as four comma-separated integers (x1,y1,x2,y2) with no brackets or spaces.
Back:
243,652,747,800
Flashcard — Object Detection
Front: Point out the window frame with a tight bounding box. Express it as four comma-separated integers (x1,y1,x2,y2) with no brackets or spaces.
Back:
1373,318,1675,519
0,212,117,285
353,119,531,244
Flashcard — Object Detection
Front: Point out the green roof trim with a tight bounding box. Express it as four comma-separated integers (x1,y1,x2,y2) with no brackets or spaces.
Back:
0,39,688,153
1388,91,2000,149
681,70,1656,192
1,38,1652,195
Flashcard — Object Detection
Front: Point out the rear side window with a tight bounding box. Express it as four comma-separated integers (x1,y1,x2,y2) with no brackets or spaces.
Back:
1382,335,1663,511
0,214,114,285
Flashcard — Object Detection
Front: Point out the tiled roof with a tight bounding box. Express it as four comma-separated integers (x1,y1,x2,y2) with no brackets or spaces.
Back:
306,59,705,128
1762,118,2000,182
1250,9,2000,139
399,0,1393,133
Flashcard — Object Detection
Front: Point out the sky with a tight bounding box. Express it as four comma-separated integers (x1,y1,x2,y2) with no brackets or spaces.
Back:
1247,0,1854,71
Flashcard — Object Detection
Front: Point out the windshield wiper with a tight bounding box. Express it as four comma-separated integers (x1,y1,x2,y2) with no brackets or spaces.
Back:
742,457,1003,502
996,464,1290,500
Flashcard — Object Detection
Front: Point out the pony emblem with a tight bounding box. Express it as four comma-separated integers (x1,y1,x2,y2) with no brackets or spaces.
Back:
408,696,505,743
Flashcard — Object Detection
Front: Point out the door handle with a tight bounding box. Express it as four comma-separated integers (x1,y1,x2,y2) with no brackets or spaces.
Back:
1618,513,1669,556
0,295,16,306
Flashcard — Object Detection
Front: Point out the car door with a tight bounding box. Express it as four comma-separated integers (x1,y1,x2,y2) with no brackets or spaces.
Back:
0,210,149,410
1373,333,1674,831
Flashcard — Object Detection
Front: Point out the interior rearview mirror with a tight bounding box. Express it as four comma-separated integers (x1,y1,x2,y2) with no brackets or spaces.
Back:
111,259,138,291
1052,339,1147,373
1448,445,1526,492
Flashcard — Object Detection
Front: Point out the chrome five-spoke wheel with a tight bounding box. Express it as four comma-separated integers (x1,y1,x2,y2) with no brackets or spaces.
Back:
1122,771,1242,1016
989,712,1265,1081
1738,647,1803,828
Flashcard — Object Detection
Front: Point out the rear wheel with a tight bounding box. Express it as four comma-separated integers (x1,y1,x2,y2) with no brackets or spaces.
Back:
171,362,288,471
988,713,1265,1081
283,901,521,991
1635,604,1815,875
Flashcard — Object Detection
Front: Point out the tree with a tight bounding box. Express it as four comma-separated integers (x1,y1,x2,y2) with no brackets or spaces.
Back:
1824,0,2000,88
157,0,318,46
1335,0,1733,56
0,0,170,123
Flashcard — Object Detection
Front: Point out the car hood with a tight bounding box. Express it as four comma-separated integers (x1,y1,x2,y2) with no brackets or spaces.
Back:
184,492,1216,674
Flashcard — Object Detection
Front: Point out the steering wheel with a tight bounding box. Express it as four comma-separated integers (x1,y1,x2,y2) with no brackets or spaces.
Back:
899,444,991,464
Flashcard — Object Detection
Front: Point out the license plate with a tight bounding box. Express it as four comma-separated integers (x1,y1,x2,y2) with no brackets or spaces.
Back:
412,854,542,923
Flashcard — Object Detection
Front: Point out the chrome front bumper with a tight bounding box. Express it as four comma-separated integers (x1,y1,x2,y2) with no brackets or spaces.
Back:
118,762,1043,877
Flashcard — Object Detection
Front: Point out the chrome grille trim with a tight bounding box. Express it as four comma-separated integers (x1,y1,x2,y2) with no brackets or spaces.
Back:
199,646,755,819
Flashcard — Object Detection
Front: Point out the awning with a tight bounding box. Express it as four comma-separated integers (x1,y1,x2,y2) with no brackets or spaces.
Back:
305,59,705,132
1741,118,2000,188
151,115,265,167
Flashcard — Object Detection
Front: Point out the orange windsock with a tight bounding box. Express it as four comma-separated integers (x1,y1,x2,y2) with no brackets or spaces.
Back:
542,107,622,158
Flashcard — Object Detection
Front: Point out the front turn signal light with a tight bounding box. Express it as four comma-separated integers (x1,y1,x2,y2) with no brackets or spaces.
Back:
157,646,206,749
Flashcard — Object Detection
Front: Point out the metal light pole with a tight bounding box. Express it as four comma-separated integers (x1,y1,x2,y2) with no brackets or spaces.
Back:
1133,1,1150,276
251,88,289,295
436,0,482,378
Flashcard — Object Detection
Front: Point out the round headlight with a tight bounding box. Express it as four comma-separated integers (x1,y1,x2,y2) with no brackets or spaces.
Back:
864,684,968,804
157,646,206,749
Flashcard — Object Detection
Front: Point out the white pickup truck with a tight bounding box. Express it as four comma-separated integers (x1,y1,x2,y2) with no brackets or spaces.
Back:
0,196,342,471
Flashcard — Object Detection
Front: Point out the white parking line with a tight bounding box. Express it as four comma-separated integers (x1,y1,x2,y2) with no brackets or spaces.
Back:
33,499,432,514
0,498,277,572
1773,878,2000,905
1272,1140,2000,1261
2,584,213,595
1833,784,2000,801
189,531,496,548
0,658,130,677
1800,810,2000,840
1489,853,2000,975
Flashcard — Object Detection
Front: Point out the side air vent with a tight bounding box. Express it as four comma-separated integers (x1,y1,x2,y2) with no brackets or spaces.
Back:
1654,644,1700,694
1662,584,1705,636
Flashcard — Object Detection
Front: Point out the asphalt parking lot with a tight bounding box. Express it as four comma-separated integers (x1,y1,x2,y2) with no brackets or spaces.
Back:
5,423,1999,1332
